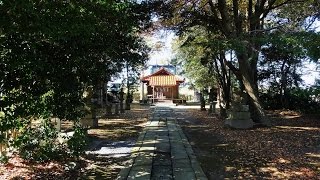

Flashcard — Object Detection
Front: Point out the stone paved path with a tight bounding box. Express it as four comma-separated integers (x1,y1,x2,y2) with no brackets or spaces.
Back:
117,104,207,180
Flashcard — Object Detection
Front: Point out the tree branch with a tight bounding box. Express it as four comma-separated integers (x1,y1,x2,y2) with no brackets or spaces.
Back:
208,0,224,31
262,0,305,19
225,60,242,80
217,0,232,35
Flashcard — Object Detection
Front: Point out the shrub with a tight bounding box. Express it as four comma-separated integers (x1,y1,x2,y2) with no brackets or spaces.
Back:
67,124,88,157
14,119,68,162
14,120,89,162
260,87,320,113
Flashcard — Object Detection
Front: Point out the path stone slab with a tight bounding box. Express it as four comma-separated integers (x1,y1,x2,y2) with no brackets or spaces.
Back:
173,167,196,180
155,143,170,153
134,155,153,166
117,106,207,180
156,130,169,136
171,152,189,160
151,165,173,180
131,165,152,172
153,153,171,166
172,159,193,168
127,170,151,180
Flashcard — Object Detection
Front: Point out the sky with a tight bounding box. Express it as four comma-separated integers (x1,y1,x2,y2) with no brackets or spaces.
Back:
145,29,176,66
301,20,320,86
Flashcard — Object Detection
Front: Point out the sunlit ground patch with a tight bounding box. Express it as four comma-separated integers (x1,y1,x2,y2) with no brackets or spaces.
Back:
86,141,135,158
306,153,320,158
274,126,320,131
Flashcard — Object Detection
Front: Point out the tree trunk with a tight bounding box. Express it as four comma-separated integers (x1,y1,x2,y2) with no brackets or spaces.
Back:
212,54,232,116
237,53,271,126
125,62,131,110
90,86,99,127
125,88,131,110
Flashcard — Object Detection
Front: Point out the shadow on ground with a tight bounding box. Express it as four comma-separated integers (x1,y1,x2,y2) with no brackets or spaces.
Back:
81,103,150,180
173,106,320,179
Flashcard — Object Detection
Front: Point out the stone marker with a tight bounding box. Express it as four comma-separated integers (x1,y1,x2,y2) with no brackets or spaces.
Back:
53,117,61,132
208,101,217,114
225,104,253,129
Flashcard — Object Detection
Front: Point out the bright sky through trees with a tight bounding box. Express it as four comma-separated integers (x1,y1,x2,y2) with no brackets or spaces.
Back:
147,30,176,66
147,21,320,86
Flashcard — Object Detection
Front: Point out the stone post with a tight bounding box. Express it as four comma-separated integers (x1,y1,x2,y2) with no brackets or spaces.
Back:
225,92,254,129
208,87,214,114
119,88,125,113
152,86,155,104
100,88,103,108
54,118,61,132
106,103,112,115
125,94,131,110
106,93,112,116
114,103,119,115
209,101,217,114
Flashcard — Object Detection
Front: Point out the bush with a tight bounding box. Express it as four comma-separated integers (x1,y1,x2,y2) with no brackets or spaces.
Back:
259,93,283,110
14,120,88,162
0,154,9,164
14,120,68,162
260,87,320,113
67,124,88,157
288,87,320,113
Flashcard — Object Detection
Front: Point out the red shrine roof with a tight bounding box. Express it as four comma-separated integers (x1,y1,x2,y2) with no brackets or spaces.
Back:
141,67,184,86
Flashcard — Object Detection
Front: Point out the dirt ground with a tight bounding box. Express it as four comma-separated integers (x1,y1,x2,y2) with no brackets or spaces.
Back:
0,103,149,180
82,104,149,179
177,108,320,179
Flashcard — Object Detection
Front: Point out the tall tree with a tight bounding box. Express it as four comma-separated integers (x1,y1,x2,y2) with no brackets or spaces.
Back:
259,33,306,107
0,0,150,156
173,26,216,90
173,25,233,115
154,0,320,125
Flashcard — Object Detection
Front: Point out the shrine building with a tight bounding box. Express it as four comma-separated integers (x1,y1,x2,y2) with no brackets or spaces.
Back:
140,67,184,102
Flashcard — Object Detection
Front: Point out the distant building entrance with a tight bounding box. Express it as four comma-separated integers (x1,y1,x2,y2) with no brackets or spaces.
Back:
140,67,184,102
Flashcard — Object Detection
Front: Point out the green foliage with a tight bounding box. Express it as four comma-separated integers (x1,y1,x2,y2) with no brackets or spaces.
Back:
0,0,150,119
260,86,320,113
14,120,89,162
258,32,320,110
298,32,320,61
67,124,88,157
0,0,150,159
0,154,9,164
14,120,67,162
289,87,320,113
259,33,305,90
156,0,319,110
173,26,217,89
